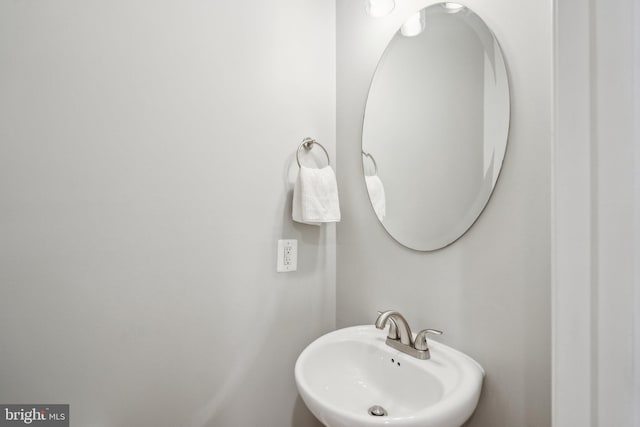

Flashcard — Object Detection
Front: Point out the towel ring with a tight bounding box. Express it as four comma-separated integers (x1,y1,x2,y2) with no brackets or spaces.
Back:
296,137,330,168
362,150,378,175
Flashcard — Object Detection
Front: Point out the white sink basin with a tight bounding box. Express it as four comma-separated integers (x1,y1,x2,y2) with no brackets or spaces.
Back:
295,325,484,427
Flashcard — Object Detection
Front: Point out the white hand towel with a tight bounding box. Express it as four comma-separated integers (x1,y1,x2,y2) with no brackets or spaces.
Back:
365,175,386,222
292,166,341,225
292,174,320,226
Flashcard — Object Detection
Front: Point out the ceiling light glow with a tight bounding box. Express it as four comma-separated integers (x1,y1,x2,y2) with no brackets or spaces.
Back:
442,2,466,13
400,11,426,37
366,0,395,18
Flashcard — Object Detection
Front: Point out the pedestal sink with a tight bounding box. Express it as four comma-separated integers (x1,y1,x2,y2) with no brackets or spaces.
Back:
294,325,484,427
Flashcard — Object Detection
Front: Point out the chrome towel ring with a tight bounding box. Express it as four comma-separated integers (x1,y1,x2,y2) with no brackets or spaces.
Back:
296,137,330,168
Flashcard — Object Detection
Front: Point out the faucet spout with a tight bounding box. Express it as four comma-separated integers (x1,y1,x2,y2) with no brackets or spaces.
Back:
375,310,413,346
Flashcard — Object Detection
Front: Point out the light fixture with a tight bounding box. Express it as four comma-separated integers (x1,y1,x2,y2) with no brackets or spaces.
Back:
442,2,466,13
400,10,426,37
366,0,395,18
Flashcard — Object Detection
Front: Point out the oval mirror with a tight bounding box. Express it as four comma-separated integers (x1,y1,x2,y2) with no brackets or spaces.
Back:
362,3,510,251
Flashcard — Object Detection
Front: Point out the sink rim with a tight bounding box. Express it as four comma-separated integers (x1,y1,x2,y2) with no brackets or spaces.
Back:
295,325,485,427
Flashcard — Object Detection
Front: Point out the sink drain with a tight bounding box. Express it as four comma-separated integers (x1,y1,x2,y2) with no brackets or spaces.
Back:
368,405,387,417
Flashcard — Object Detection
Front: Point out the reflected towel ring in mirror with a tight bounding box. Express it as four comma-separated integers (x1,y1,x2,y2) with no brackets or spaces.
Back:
296,137,331,168
362,150,378,176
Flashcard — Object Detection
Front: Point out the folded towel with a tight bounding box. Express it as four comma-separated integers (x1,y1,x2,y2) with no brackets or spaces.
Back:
292,166,341,225
365,175,386,222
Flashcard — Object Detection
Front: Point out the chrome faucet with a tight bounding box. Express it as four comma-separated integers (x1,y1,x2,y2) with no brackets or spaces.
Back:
375,310,442,360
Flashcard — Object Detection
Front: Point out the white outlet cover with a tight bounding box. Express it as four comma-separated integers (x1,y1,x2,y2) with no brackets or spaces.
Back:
277,239,298,272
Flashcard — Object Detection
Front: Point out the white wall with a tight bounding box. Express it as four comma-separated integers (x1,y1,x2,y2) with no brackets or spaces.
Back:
336,1,552,426
0,1,333,426
553,0,639,425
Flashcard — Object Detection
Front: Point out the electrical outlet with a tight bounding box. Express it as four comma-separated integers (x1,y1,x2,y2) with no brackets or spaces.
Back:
277,239,298,272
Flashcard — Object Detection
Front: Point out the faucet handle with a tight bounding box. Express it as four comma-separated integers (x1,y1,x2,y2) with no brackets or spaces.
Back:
414,329,443,351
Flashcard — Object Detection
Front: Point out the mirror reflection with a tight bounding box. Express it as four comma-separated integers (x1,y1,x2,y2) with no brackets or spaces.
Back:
362,3,510,251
